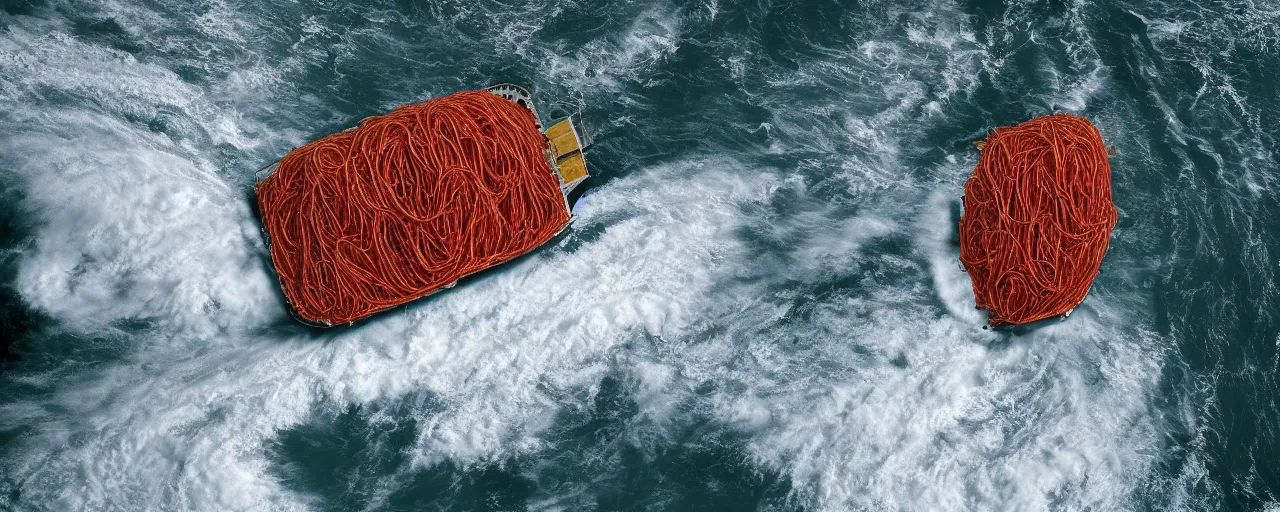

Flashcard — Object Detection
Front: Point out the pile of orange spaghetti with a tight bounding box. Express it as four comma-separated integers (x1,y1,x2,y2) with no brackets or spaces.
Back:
256,90,569,326
959,114,1117,326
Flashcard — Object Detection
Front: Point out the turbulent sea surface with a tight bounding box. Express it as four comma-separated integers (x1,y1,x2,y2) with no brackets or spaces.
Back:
1,0,1278,510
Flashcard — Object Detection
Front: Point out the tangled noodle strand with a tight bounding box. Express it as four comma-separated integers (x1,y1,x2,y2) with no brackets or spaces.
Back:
256,91,570,325
960,114,1117,326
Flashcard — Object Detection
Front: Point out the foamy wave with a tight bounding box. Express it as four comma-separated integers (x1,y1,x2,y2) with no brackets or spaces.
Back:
708,300,1165,511
11,112,278,337
920,187,985,325
542,6,682,89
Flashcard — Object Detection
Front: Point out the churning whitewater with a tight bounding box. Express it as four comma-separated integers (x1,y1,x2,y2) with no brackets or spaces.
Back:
2,0,1278,510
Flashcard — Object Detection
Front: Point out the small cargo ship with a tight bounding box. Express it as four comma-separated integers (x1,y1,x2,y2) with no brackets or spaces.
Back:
255,84,591,327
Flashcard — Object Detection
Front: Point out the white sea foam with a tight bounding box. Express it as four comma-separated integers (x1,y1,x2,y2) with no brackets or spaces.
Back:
542,5,682,89
390,161,776,468
920,187,984,325
700,283,1165,511
11,114,276,337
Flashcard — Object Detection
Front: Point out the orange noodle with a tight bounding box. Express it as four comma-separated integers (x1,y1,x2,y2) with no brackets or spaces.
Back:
256,91,569,325
959,114,1117,326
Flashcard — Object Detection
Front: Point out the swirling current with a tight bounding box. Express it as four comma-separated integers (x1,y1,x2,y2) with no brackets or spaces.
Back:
0,0,1277,510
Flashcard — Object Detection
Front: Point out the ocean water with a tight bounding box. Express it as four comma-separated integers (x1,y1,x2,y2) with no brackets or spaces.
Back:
0,0,1277,510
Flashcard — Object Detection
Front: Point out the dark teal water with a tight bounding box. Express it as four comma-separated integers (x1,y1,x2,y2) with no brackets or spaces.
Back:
1,0,1277,510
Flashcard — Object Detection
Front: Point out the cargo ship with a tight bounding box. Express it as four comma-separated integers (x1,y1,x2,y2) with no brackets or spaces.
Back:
254,85,591,327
